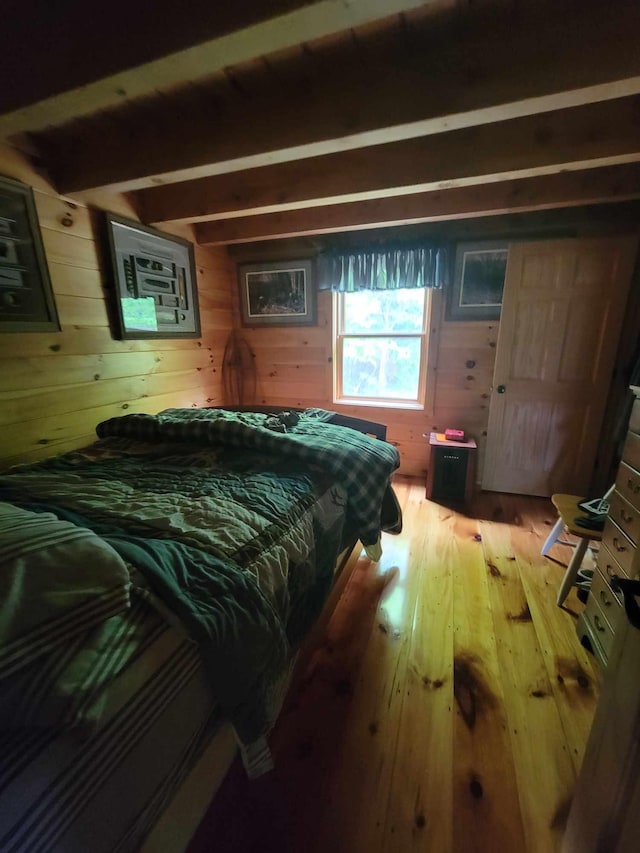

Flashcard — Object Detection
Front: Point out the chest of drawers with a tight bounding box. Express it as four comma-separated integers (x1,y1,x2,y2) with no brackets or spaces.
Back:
577,389,640,667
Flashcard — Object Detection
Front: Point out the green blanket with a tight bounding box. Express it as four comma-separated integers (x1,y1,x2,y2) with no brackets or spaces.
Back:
0,433,352,742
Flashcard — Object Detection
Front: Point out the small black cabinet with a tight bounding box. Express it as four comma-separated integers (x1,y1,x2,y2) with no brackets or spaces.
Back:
425,432,476,505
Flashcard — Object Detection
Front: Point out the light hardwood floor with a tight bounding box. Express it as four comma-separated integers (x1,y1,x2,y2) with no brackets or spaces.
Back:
189,477,600,853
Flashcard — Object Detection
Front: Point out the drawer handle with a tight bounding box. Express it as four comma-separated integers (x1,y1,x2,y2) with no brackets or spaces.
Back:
599,590,611,607
628,478,640,494
620,509,634,524
612,537,627,553
606,563,615,579
593,614,606,633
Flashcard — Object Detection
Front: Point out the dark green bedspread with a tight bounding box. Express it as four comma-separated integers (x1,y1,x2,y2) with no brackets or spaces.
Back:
0,409,400,743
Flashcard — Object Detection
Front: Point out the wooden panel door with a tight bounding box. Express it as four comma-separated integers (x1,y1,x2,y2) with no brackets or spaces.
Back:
482,236,637,496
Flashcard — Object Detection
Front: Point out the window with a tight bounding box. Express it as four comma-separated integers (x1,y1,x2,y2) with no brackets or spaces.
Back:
334,288,430,408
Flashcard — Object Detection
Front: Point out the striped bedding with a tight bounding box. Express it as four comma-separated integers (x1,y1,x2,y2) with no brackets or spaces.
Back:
0,502,131,680
0,586,219,853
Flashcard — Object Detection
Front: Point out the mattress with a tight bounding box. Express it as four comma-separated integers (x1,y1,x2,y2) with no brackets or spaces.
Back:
0,586,219,853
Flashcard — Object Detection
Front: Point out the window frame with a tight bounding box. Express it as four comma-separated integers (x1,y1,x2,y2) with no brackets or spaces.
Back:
332,288,432,410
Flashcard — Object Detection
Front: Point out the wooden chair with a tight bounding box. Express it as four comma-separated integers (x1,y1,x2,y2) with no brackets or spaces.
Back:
542,487,613,607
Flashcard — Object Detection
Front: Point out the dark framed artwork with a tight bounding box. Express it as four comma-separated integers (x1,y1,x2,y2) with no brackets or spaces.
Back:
104,213,201,340
446,241,509,321
238,259,316,327
0,175,60,333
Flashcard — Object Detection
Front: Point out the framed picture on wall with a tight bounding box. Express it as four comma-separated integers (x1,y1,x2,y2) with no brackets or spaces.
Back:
0,175,60,333
446,241,509,321
238,259,316,327
104,213,201,340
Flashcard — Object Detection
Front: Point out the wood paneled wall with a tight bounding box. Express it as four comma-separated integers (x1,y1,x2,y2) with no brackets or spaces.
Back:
229,208,640,481
0,145,235,470
6,144,635,482
235,288,496,479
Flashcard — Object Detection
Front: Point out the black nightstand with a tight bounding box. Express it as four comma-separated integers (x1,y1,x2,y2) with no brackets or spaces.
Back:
425,432,477,505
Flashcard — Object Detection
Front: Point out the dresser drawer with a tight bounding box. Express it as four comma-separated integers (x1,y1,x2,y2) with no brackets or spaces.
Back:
601,518,636,576
583,595,616,660
591,568,625,629
608,490,640,547
623,430,640,472
616,462,640,508
629,395,640,435
598,542,631,584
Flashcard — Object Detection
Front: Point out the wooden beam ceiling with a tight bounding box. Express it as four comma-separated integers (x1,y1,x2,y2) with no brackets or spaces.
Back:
34,0,640,194
0,0,430,137
138,97,640,223
193,165,640,244
3,0,640,247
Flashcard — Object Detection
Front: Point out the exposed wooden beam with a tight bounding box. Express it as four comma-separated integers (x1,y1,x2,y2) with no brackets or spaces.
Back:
140,97,640,225
1,0,430,137
224,203,640,262
194,165,640,244
42,0,640,193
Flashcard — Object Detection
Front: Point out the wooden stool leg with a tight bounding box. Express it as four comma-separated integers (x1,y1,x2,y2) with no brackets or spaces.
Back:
541,516,565,556
556,538,589,606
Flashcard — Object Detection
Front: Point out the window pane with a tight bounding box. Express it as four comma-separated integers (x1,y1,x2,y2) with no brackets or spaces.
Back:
342,289,425,334
342,336,422,400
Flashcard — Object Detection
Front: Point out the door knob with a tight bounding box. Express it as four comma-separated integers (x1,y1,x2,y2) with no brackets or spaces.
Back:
496,385,506,394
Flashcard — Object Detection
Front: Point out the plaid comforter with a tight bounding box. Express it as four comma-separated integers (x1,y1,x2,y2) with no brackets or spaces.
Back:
0,408,400,744
96,408,400,549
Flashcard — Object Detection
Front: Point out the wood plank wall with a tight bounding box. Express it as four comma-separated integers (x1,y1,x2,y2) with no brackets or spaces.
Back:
0,144,235,470
229,214,640,483
4,141,636,482
233,286,496,479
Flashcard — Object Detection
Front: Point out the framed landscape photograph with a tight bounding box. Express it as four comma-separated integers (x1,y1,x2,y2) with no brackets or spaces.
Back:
447,241,509,321
238,259,316,327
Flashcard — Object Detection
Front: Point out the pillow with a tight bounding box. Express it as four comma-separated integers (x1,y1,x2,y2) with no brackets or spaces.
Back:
0,502,131,679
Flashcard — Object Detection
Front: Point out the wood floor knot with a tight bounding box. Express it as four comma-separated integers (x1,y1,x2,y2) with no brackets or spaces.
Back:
422,676,445,690
469,774,484,800
487,561,502,578
508,603,532,622
453,654,497,730
555,657,593,692
530,689,548,698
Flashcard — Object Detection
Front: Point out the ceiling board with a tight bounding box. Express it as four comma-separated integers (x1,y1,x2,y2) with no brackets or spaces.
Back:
1,0,638,249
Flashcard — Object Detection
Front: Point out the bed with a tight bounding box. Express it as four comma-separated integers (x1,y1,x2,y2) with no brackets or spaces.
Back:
0,406,401,852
